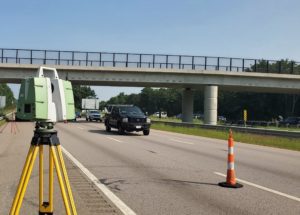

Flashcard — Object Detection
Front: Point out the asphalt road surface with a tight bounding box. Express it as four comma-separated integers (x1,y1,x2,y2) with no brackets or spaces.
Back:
2,119,300,214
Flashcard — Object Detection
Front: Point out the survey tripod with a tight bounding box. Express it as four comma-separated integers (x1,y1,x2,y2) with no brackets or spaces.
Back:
10,122,77,215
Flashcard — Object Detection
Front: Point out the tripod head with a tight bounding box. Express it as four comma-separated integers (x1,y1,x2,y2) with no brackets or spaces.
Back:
16,67,75,123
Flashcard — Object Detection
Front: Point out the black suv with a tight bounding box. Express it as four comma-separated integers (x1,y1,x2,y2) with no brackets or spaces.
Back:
104,105,151,135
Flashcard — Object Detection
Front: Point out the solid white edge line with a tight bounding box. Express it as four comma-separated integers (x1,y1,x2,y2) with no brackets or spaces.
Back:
61,146,136,215
214,172,300,202
106,136,123,143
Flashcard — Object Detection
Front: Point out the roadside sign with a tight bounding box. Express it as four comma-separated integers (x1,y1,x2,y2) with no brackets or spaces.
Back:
243,109,247,122
82,98,100,110
0,96,6,108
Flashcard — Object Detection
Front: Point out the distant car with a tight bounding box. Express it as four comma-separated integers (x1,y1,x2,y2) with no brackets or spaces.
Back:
153,112,167,118
75,112,81,118
72,112,81,121
279,117,300,127
86,110,102,122
218,116,227,122
176,113,182,119
193,113,204,119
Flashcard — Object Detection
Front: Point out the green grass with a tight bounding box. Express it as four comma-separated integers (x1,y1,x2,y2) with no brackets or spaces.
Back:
0,120,5,127
152,123,300,151
0,108,15,127
150,116,204,124
150,117,300,131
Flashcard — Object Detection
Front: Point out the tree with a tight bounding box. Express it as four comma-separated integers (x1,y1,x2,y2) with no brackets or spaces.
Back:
73,85,96,110
0,84,15,110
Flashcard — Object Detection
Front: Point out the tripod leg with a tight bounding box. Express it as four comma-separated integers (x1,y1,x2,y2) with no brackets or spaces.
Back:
39,146,54,214
13,145,39,215
50,146,72,215
57,145,77,215
39,145,44,209
10,145,35,214
49,146,54,212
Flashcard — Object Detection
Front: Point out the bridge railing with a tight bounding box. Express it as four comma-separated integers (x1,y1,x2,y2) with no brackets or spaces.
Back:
0,48,299,74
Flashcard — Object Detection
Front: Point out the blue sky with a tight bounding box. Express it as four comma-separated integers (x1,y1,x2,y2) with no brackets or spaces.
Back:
1,0,300,100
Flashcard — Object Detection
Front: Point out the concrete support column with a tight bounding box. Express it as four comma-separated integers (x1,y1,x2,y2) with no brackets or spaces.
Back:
182,88,194,123
204,85,218,125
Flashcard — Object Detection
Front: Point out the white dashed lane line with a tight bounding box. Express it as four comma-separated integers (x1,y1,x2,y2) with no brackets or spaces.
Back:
105,136,123,143
169,138,194,145
214,172,300,203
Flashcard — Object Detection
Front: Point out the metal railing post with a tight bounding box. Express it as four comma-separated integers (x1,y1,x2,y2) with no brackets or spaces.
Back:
266,60,269,73
229,58,232,71
242,59,245,71
58,51,60,65
139,54,142,68
291,61,294,74
192,56,195,70
29,50,32,64
126,53,128,67
204,57,207,70
72,52,74,65
152,54,155,68
86,52,88,66
44,50,46,64
1,49,3,63
179,56,181,69
166,55,169,68
113,53,116,67
254,60,257,72
217,57,220,70
16,49,18,63
99,53,102,66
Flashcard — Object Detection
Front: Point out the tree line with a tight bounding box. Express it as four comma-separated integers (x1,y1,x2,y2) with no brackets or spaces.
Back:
0,84,15,112
101,88,299,121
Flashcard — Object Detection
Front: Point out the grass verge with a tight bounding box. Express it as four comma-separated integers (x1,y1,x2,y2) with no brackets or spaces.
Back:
152,123,300,151
0,119,6,127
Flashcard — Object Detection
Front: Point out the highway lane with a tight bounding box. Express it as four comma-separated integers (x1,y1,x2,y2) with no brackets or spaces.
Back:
56,119,300,215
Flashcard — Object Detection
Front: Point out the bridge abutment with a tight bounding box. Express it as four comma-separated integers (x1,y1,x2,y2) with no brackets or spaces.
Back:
182,88,194,123
204,85,218,125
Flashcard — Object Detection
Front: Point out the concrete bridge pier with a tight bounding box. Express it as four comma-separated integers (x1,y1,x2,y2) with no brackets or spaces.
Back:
204,85,218,125
182,88,194,123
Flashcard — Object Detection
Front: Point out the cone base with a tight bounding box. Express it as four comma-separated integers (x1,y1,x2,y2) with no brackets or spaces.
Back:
218,182,243,188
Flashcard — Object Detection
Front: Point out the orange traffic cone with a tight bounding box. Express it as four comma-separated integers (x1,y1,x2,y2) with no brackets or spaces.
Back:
219,129,243,188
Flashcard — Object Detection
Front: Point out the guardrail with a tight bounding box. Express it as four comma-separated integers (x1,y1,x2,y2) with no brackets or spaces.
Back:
151,120,300,138
1,48,300,74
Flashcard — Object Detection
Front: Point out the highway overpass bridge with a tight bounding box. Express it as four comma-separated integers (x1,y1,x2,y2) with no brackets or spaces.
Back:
0,48,300,125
